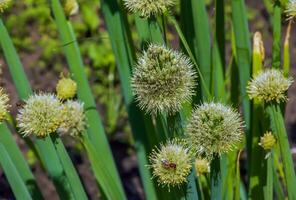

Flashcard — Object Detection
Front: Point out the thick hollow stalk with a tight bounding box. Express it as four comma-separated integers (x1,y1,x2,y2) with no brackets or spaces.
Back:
283,20,291,77
210,156,222,200
248,32,267,199
266,104,296,199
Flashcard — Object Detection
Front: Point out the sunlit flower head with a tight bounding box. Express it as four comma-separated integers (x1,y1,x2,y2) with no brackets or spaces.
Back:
149,139,192,189
186,102,244,159
63,0,79,17
259,132,276,150
17,93,64,138
195,158,210,176
0,88,9,123
0,0,12,13
247,69,293,103
58,100,87,137
124,0,175,18
285,0,296,20
131,44,196,115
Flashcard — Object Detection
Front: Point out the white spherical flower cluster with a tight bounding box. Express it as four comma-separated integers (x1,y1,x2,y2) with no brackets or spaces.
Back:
186,102,244,158
247,69,293,103
17,93,65,138
58,100,87,137
131,44,196,115
124,0,175,18
149,139,192,189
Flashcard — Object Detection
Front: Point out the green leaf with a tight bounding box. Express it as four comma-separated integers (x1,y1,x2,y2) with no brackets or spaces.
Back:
49,0,126,198
266,104,296,199
0,143,32,200
0,123,43,199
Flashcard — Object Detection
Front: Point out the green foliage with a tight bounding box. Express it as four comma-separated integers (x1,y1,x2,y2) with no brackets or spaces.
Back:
0,0,295,199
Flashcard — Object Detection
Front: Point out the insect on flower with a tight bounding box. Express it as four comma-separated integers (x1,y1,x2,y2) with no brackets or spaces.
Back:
161,159,177,170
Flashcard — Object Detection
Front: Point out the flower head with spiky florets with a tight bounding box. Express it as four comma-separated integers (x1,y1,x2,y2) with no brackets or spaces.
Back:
186,102,244,159
63,0,79,17
285,0,296,20
149,139,193,189
0,88,9,123
56,75,77,100
124,0,175,18
195,158,210,176
58,100,87,137
0,0,11,13
247,69,293,103
259,132,276,150
17,93,65,138
131,44,196,115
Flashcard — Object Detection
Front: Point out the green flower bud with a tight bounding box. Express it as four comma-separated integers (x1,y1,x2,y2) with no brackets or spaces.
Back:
0,88,9,123
247,69,293,103
131,44,196,115
259,132,276,150
63,0,79,17
17,93,65,138
195,158,210,176
58,100,87,137
0,0,11,13
56,75,77,100
186,102,244,158
124,0,175,18
149,139,192,189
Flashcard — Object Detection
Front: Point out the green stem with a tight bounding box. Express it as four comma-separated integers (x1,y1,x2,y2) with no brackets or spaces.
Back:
266,103,296,199
264,152,273,200
0,143,32,200
210,155,222,200
272,0,281,69
82,135,126,200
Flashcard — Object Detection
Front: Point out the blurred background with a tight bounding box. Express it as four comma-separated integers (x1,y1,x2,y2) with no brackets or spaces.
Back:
0,0,295,199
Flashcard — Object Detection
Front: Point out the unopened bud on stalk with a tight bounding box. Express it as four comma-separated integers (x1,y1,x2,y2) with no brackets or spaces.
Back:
253,32,265,62
195,158,210,176
0,88,9,123
17,93,65,138
149,139,192,189
0,0,11,13
247,69,293,103
259,132,276,150
63,0,79,17
186,102,244,159
56,74,77,100
124,0,175,18
131,44,196,115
